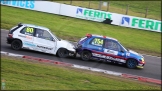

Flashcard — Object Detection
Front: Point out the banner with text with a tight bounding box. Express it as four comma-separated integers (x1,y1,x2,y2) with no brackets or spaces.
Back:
59,4,122,25
0,0,61,14
1,1,161,32
120,15,161,32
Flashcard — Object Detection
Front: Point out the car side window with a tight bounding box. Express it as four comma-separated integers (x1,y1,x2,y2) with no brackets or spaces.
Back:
35,28,54,41
90,37,104,46
20,27,35,36
104,40,121,51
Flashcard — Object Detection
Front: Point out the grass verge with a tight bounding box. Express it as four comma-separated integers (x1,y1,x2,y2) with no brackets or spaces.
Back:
1,55,161,90
1,5,161,56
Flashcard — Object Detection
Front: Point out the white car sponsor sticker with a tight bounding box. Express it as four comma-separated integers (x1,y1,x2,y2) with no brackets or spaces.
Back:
104,49,118,55
92,53,126,63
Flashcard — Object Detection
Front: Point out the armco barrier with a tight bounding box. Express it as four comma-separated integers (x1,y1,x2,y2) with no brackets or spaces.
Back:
1,51,161,85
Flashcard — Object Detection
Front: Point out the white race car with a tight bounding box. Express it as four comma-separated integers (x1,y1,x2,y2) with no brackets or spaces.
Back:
6,23,76,58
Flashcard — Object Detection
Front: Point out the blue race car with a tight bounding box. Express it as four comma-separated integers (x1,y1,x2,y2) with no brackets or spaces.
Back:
76,34,145,69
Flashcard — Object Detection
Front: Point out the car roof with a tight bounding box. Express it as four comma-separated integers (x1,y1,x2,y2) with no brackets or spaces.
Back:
20,23,50,31
92,34,118,41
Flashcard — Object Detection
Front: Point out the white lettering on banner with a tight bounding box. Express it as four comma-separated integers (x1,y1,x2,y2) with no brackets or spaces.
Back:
92,53,126,63
1,0,35,9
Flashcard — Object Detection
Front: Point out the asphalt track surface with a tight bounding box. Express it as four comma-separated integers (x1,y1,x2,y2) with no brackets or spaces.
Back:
1,30,161,80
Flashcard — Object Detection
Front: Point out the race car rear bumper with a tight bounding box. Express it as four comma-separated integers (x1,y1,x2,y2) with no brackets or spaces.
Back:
6,37,14,44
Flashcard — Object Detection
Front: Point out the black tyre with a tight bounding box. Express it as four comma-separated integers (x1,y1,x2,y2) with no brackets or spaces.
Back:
57,48,69,58
126,59,137,69
81,51,91,61
11,40,22,50
70,53,77,58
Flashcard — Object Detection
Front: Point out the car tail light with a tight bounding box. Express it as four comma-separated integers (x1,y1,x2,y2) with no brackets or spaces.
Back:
86,33,92,38
8,34,13,38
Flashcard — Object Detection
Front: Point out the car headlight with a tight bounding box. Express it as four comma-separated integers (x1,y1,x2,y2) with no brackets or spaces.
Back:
139,58,145,64
141,58,145,62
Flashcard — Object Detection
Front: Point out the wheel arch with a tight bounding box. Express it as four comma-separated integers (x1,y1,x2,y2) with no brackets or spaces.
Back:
82,49,92,53
126,58,139,69
11,38,23,46
11,38,23,50
56,47,68,56
126,58,138,63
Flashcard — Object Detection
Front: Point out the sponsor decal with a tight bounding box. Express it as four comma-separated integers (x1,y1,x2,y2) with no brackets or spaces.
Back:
104,49,118,55
76,8,112,22
121,16,161,32
1,0,35,9
92,53,126,63
18,35,32,40
37,45,53,50
23,42,36,47
126,53,130,56
18,35,26,38
121,17,130,25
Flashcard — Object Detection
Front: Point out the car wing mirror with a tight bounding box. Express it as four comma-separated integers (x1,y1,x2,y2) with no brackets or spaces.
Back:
52,38,55,42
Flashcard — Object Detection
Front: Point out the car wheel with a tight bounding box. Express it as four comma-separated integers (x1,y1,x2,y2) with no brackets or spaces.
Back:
71,53,77,58
11,40,22,50
57,48,69,58
81,51,91,61
126,59,137,69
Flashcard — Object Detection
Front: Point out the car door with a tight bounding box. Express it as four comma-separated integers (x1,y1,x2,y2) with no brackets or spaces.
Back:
103,39,126,63
33,28,56,54
87,37,105,58
19,27,35,50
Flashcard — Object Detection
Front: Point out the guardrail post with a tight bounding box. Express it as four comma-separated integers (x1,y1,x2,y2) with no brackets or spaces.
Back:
70,0,72,5
125,5,129,15
89,1,91,8
98,1,102,10
107,1,109,11
145,7,148,18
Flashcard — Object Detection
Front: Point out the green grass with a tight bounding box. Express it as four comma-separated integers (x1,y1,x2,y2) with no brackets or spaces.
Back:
1,55,161,90
53,1,161,20
1,5,161,56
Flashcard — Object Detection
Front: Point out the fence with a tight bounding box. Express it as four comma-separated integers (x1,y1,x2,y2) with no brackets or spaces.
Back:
53,1,161,20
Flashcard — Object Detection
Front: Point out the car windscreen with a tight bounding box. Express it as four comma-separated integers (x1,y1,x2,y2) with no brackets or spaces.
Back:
52,33,61,41
118,42,128,52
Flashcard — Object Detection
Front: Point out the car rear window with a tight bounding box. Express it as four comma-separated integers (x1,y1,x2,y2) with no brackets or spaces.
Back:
9,25,22,34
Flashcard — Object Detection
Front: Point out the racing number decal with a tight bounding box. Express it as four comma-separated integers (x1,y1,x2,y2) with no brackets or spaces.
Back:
26,27,34,33
93,38,103,46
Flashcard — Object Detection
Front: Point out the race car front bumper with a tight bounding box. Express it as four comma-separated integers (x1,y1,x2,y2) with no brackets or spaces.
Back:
136,64,145,68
